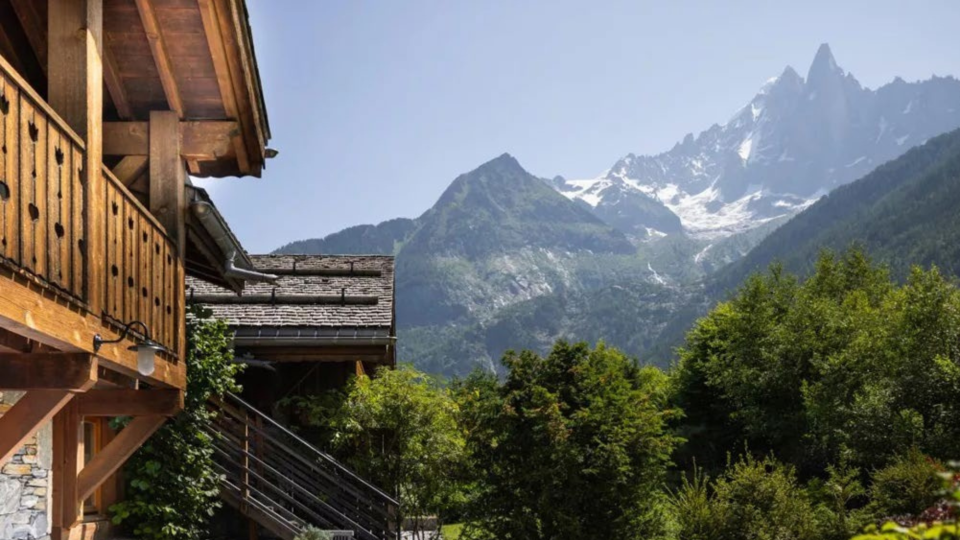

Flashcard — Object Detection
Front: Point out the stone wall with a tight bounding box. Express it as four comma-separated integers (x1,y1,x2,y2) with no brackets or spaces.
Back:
0,391,52,540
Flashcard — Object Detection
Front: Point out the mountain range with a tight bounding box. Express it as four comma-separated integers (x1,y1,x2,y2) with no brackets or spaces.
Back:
274,45,960,376
553,44,960,241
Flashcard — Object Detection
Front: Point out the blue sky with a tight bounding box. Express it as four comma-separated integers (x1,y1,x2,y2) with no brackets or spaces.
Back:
196,0,960,253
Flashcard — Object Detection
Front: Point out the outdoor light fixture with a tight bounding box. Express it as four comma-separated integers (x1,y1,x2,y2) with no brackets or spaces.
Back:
93,320,164,377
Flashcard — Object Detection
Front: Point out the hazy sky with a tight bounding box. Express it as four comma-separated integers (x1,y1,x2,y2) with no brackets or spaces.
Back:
196,0,960,253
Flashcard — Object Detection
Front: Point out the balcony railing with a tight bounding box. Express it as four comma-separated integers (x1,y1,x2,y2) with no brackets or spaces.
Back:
103,167,184,359
0,59,87,302
0,54,183,362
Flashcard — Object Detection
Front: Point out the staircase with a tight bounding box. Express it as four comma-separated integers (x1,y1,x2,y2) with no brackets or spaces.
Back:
205,393,399,540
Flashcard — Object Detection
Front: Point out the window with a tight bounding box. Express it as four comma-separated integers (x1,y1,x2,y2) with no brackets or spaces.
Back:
82,420,101,515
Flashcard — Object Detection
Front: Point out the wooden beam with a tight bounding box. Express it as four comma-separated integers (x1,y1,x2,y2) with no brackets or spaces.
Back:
0,272,185,389
111,156,149,187
149,111,186,256
0,0,46,89
0,353,97,390
102,46,133,119
0,390,74,466
77,415,166,502
9,0,47,68
134,0,183,118
103,120,238,158
0,327,53,353
48,0,105,317
77,389,183,417
51,399,82,539
198,0,251,172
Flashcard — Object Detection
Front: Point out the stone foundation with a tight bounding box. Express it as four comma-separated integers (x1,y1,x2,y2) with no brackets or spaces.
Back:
0,391,52,540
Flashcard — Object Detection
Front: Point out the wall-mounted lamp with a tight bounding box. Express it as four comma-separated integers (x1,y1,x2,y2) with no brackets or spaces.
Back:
93,321,165,377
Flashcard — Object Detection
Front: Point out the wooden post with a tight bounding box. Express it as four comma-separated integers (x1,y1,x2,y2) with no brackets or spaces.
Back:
148,110,185,257
148,111,187,369
48,0,104,313
51,399,82,540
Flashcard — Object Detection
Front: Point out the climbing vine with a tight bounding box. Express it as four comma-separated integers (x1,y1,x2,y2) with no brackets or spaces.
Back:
110,306,243,540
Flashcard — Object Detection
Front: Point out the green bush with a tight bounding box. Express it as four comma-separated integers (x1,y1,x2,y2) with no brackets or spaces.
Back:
110,306,243,539
668,466,713,540
852,460,959,540
867,449,944,520
670,453,821,540
293,526,332,540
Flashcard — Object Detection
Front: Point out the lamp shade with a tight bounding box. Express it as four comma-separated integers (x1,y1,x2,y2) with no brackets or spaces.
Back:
129,339,163,377
137,346,156,376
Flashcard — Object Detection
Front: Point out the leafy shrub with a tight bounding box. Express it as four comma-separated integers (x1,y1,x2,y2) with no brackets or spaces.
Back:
806,459,871,540
293,526,332,540
867,449,944,521
713,454,821,540
670,453,833,540
852,461,959,540
110,306,243,539
668,466,714,540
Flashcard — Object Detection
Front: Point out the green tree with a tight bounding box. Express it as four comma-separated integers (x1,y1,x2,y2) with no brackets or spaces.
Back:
111,307,243,539
328,364,464,538
675,248,960,476
457,341,680,540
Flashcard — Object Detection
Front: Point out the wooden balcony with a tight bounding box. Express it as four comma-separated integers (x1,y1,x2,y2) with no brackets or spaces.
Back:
0,53,184,388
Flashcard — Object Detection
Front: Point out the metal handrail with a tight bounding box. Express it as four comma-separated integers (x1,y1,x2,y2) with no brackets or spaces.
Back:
207,393,398,540
223,392,398,506
213,401,391,518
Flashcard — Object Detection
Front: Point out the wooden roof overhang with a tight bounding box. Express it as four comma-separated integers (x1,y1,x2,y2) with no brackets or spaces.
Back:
0,0,271,178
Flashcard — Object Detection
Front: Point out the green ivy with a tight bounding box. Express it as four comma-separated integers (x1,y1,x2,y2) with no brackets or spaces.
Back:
110,305,243,540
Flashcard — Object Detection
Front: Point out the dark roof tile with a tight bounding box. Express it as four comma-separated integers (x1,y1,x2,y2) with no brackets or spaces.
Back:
187,255,394,330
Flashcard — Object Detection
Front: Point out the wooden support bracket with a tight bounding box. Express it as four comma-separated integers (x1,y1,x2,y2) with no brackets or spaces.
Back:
77,415,167,501
0,390,75,466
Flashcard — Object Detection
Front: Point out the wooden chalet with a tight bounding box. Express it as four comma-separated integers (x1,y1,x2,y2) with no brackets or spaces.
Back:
0,1,273,539
188,254,398,413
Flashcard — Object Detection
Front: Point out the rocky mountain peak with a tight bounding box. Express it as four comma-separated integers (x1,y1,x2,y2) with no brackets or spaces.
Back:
807,43,842,83
549,44,960,240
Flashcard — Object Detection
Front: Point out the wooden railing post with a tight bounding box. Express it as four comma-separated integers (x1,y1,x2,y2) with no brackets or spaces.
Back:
48,0,104,312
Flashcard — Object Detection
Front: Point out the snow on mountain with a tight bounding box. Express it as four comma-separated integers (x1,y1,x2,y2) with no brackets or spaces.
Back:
552,44,960,239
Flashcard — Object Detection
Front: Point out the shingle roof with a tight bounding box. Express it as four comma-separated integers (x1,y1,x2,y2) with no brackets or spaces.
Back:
187,255,395,330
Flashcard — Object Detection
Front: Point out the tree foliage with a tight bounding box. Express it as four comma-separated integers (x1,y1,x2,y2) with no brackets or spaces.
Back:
455,341,680,540
110,306,243,539
675,249,960,475
323,364,465,538
671,453,822,540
